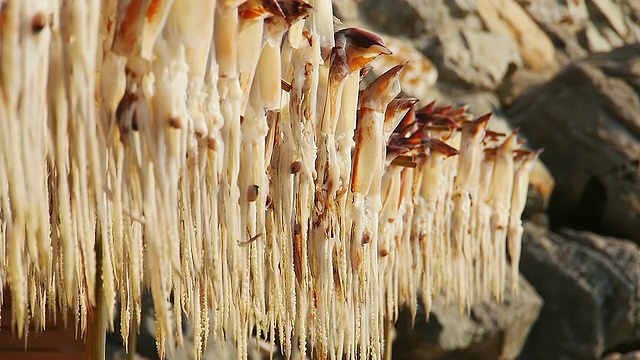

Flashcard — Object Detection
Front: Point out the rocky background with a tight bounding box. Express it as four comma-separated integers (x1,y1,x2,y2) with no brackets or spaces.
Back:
107,0,640,359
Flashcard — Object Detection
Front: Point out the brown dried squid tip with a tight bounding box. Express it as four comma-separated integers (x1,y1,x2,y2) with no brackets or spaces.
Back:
360,65,374,81
424,138,459,158
238,233,263,247
239,0,283,20
281,79,292,92
422,116,459,131
247,185,259,202
415,101,436,114
449,105,470,117
432,113,456,123
364,62,407,96
116,92,136,122
396,106,416,128
386,143,410,155
405,130,424,144
362,231,372,244
433,104,455,114
206,137,217,151
390,98,420,110
474,112,493,127
394,123,418,138
499,129,521,151
484,147,498,156
338,27,390,54
290,160,302,174
344,31,395,74
194,128,207,139
423,124,456,132
293,223,302,235
461,112,492,135
168,117,182,129
385,98,419,131
277,0,314,23
514,147,543,160
484,130,506,141
31,13,51,33
389,155,417,169
264,0,286,17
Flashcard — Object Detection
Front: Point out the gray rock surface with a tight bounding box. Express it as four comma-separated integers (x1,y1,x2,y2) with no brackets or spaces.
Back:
519,223,640,360
358,0,450,38
392,274,542,360
427,26,522,89
507,44,640,244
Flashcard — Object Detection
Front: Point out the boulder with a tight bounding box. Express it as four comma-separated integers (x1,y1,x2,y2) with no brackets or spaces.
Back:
519,223,640,360
518,0,589,26
581,22,614,53
497,65,557,108
425,25,522,90
506,44,640,244
461,30,522,86
446,0,479,16
392,274,542,360
588,0,632,40
358,0,450,38
516,0,640,61
332,0,360,22
476,0,556,71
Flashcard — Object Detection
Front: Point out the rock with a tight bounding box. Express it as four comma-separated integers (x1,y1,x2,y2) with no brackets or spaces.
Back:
506,44,640,243
588,0,630,40
426,26,521,89
498,67,556,107
332,0,360,23
516,0,640,62
519,223,640,360
446,0,478,16
622,0,640,22
599,26,625,47
392,273,543,360
461,30,522,87
518,0,590,59
518,0,590,26
477,0,556,71
358,0,450,38
581,22,614,53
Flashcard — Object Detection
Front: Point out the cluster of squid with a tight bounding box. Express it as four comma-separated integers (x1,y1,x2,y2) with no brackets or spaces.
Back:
0,0,540,359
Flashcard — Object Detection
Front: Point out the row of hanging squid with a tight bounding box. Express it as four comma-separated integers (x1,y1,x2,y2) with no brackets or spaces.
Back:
0,0,540,359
